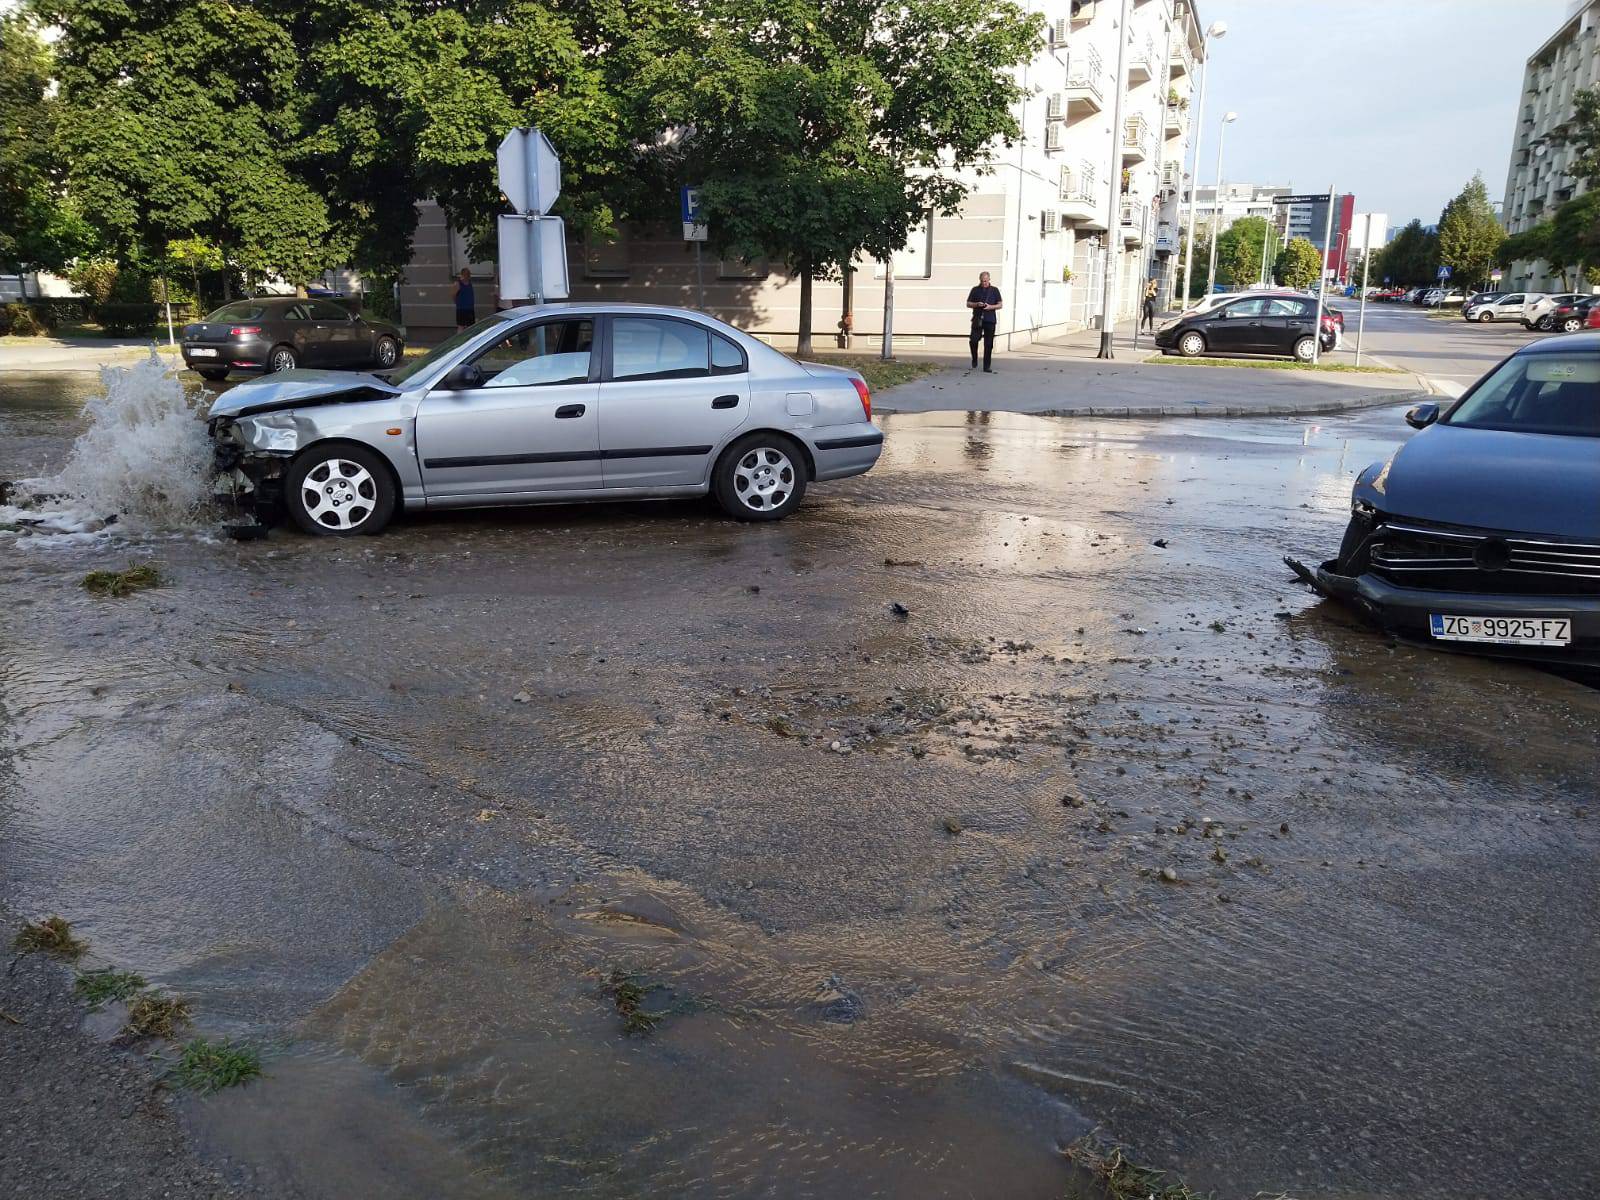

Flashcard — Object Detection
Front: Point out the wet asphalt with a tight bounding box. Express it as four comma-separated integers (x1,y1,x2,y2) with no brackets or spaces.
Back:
1,370,1597,1199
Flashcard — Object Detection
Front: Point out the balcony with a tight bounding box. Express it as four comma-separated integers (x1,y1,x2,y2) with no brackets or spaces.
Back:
1128,37,1156,84
1120,199,1148,245
1164,105,1188,137
1122,115,1151,163
1159,159,1182,195
1064,46,1105,116
1060,162,1104,227
1170,41,1193,77
1154,221,1178,253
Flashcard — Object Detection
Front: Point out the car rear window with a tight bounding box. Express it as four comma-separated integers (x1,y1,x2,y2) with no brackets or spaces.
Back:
205,302,265,321
1446,355,1600,438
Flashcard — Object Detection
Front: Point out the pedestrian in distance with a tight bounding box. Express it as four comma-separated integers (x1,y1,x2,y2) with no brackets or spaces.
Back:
1141,278,1158,332
967,271,1003,372
453,268,476,331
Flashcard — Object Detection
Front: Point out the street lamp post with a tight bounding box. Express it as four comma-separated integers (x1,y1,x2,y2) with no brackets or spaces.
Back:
1095,0,1135,360
1204,111,1238,297
1180,20,1227,306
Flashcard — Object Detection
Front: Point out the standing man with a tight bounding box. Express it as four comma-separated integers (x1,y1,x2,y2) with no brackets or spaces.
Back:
453,268,476,331
966,271,1003,373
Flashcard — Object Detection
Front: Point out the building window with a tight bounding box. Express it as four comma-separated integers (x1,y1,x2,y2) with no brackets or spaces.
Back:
584,232,630,279
873,213,933,279
718,255,769,280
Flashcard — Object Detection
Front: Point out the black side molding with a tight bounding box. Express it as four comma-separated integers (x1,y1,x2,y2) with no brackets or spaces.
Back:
814,432,885,451
423,445,714,469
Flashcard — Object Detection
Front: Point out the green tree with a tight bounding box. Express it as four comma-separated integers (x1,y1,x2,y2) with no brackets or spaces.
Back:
1275,237,1323,290
1436,174,1505,293
1215,216,1271,287
632,0,1041,354
1555,87,1600,187
1376,219,1439,286
0,13,94,289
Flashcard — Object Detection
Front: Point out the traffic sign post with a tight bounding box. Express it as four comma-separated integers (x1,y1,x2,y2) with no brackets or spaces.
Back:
681,186,707,310
1436,265,1451,282
496,128,567,304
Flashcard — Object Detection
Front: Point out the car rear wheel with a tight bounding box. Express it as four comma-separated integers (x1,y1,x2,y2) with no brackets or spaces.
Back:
1562,317,1583,333
713,433,807,522
268,344,298,373
1293,336,1316,363
285,444,395,537
1177,331,1206,358
1476,310,1493,322
197,368,228,381
374,336,400,369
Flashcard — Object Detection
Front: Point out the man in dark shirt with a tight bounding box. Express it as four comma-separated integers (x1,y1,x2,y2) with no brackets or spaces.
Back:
966,272,1002,372
453,268,476,331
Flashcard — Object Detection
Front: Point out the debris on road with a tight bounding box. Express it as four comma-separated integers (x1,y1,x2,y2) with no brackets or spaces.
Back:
81,563,162,598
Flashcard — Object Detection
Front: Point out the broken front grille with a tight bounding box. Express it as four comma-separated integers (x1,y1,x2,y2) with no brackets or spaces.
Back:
1369,521,1600,596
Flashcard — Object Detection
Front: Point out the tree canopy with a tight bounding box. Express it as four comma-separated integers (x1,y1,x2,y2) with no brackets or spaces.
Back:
1371,219,1439,287
1215,216,1271,288
1275,237,1323,290
1436,174,1504,293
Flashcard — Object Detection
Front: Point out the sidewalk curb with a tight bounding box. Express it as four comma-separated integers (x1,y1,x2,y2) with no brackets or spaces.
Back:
876,388,1425,420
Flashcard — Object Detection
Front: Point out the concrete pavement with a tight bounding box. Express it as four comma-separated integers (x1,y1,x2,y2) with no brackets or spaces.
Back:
0,336,179,372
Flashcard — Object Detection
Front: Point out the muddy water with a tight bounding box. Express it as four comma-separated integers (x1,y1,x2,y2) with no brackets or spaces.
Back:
2,368,1598,1198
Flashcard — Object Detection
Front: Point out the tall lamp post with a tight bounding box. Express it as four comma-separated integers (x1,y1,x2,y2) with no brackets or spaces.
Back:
1180,19,1228,305
1203,111,1238,297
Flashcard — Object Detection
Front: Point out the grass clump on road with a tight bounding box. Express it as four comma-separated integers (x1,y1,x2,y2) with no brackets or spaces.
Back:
602,970,665,1037
1143,355,1401,374
1064,1134,1211,1200
123,992,192,1039
13,916,86,959
81,563,163,597
174,1037,262,1093
806,354,942,392
74,967,148,1007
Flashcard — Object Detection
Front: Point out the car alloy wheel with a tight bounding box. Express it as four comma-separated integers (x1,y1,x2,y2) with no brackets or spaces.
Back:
1293,336,1316,363
285,445,397,536
1178,332,1205,357
713,432,808,521
269,345,298,372
375,336,399,368
1536,315,1554,331
1477,310,1493,322
1563,318,1582,333
734,447,795,513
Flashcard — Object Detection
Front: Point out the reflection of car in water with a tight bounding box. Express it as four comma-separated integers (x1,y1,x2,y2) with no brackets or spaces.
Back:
1292,336,1600,664
206,303,882,536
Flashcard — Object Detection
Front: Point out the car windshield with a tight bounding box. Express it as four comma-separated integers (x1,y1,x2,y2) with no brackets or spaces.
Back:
1445,354,1600,438
205,301,266,321
382,314,508,384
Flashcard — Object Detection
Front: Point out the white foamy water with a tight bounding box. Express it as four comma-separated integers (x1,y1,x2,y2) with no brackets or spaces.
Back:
5,351,214,541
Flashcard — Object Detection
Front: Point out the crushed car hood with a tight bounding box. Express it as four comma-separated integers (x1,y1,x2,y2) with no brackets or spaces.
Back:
207,370,401,419
1376,424,1600,540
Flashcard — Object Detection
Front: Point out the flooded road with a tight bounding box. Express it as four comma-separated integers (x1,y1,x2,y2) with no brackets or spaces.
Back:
3,366,1597,1198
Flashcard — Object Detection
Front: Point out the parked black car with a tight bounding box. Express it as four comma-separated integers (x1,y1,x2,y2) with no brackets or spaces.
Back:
1154,294,1335,362
181,297,405,382
1542,296,1598,335
1294,334,1600,664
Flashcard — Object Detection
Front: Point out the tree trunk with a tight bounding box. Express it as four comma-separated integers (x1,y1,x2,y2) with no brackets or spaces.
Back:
796,265,814,358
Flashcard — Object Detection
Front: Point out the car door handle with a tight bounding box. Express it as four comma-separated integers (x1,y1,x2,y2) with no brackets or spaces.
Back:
554,404,586,419
712,394,740,409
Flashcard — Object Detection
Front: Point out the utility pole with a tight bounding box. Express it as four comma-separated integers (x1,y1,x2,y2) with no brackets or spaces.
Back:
880,258,895,361
1097,0,1134,359
1204,112,1237,297
1311,185,1335,365
1355,213,1373,365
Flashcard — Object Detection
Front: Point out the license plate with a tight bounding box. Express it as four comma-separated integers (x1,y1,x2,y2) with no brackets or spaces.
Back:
1429,614,1572,647
188,348,218,357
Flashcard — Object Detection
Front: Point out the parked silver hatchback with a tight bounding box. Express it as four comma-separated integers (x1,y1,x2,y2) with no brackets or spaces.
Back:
206,303,884,535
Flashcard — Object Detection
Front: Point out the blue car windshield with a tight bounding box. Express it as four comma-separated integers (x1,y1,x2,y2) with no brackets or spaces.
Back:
1445,355,1600,438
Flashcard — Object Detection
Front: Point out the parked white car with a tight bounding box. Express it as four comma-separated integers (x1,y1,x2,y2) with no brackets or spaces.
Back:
1465,292,1545,322
1523,293,1589,331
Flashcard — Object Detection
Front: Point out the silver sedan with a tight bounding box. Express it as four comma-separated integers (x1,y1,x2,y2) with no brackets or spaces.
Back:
206,303,883,535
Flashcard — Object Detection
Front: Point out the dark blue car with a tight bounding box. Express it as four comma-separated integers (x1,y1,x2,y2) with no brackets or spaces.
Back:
1303,334,1600,663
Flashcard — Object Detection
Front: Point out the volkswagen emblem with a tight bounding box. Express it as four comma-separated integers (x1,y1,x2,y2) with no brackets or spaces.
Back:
1473,537,1511,572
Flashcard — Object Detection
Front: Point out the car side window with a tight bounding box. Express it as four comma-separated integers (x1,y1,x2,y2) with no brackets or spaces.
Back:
472,318,595,388
308,300,351,321
711,334,746,376
1264,298,1310,317
282,304,309,322
1502,295,1523,305
611,317,710,381
1221,299,1265,318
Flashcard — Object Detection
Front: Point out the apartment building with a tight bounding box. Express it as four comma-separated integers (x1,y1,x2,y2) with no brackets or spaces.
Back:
400,1,1209,349
1502,0,1599,291
1186,182,1292,239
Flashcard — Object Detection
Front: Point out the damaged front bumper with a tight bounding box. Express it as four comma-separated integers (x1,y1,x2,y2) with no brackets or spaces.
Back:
208,416,291,533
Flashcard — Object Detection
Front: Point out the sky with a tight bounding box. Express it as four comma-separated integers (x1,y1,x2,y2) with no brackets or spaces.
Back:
1194,0,1574,228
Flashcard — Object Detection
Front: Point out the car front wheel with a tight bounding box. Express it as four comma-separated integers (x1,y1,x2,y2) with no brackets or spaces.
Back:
1562,317,1583,333
1177,331,1206,357
713,433,807,522
285,444,396,537
1535,315,1554,331
197,368,228,382
268,344,298,372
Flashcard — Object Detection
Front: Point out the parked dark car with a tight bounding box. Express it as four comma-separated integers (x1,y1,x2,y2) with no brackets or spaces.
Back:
1544,296,1600,334
1297,335,1600,664
1154,293,1334,362
181,297,404,382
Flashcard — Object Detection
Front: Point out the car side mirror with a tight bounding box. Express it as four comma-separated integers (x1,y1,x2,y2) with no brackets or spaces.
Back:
1405,402,1440,430
442,363,483,391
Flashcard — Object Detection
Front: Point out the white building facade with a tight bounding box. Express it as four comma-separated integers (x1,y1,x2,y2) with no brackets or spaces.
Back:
401,1,1209,348
1186,183,1292,240
1502,0,1600,291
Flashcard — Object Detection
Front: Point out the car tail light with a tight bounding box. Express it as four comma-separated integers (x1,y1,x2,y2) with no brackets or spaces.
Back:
229,325,262,336
850,377,871,420
1587,308,1600,330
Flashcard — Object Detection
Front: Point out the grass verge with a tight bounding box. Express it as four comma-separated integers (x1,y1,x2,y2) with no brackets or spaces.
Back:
74,967,148,1008
1142,354,1400,374
803,353,942,392
82,563,163,598
13,916,86,958
174,1037,262,1093
124,992,193,1039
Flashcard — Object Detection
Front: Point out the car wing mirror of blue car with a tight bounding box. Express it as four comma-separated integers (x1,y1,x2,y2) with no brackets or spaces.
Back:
1405,402,1440,430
